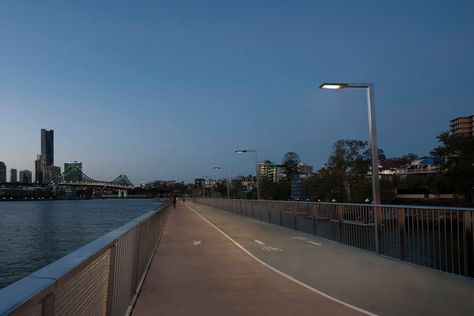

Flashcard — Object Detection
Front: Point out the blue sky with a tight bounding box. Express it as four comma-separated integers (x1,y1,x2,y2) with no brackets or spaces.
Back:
0,1,473,184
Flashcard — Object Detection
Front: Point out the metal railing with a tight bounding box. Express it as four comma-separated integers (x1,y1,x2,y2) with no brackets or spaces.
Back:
195,198,474,278
0,202,171,316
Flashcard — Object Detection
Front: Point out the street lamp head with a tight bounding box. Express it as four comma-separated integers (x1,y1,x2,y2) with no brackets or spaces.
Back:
234,149,246,153
213,166,222,170
319,83,348,90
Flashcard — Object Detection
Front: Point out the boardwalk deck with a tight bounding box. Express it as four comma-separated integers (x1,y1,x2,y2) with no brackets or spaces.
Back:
133,201,474,316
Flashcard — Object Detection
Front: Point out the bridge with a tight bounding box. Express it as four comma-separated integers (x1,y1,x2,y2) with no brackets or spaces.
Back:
52,166,134,190
1,199,473,316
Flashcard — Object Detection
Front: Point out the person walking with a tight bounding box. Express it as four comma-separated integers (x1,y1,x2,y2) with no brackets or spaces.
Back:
172,195,177,208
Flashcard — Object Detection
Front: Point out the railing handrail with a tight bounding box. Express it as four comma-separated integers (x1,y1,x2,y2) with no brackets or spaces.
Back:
0,204,167,316
206,198,474,212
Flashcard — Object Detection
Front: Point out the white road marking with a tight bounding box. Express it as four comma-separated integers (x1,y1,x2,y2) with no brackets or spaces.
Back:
187,204,378,316
254,240,265,245
290,236,307,241
262,245,283,252
307,241,322,246
193,240,202,246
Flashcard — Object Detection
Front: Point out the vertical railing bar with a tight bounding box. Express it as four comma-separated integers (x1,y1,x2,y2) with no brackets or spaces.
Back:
444,211,448,272
354,206,358,248
438,211,442,270
422,209,426,266
432,210,436,269
367,206,370,250
449,211,454,272
457,212,461,274
105,243,117,316
398,208,406,261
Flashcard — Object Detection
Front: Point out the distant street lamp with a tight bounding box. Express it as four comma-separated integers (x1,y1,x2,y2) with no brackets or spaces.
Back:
234,149,260,200
213,166,230,199
320,82,382,252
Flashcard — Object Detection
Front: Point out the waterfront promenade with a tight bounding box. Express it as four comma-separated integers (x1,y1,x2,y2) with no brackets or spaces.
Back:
133,201,474,316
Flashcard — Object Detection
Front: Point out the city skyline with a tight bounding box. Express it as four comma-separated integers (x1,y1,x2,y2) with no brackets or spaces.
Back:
1,1,473,183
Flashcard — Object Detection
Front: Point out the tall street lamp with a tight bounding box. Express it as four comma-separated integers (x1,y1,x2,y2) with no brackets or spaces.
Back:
213,166,230,199
234,149,260,200
319,82,382,252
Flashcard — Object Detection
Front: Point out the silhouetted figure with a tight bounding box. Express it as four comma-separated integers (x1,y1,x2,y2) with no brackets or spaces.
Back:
173,195,177,208
182,197,186,203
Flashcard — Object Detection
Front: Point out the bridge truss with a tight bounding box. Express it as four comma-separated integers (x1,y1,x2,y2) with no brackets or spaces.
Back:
53,166,134,189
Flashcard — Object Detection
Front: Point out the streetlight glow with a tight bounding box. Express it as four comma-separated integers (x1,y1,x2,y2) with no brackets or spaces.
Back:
319,83,348,90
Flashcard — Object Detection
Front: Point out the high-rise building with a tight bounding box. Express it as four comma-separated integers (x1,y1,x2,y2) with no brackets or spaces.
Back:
35,154,44,184
0,161,6,183
258,160,277,182
450,115,474,137
41,129,54,166
19,170,33,184
10,169,18,183
64,161,83,182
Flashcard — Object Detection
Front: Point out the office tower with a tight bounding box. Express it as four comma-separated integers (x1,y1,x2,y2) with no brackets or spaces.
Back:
41,129,54,166
35,154,44,184
450,115,474,137
19,170,33,184
64,161,83,182
0,161,6,183
10,169,18,183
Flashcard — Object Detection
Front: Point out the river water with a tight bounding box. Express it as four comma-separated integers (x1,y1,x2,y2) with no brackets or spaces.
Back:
0,199,161,289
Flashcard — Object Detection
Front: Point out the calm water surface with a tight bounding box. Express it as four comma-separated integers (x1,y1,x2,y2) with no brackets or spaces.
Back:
0,199,161,289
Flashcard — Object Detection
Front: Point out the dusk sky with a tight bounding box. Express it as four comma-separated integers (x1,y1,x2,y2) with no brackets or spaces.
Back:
0,1,473,184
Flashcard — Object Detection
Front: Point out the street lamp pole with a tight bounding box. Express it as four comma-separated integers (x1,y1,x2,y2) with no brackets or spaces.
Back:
320,82,382,252
234,149,260,200
213,166,230,199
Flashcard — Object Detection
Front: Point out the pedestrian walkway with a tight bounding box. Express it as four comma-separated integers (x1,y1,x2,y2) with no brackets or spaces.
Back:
133,201,474,316
132,202,365,316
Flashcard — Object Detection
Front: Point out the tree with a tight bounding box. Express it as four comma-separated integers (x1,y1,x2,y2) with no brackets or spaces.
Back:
282,152,300,180
327,139,370,201
260,178,290,200
431,132,474,203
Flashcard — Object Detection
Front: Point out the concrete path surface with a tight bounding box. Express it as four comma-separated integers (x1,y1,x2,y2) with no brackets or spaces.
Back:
133,201,474,316
132,202,368,316
180,202,474,316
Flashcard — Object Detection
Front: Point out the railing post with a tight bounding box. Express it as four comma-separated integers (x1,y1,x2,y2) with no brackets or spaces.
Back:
42,292,55,316
374,205,383,254
293,202,298,230
106,243,117,316
279,203,283,226
337,205,344,242
267,203,271,223
312,204,318,236
463,211,473,278
398,208,406,261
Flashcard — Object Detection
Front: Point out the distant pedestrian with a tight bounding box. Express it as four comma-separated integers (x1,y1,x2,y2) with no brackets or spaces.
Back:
182,197,186,203
173,195,177,208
